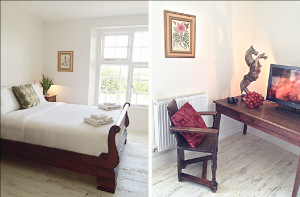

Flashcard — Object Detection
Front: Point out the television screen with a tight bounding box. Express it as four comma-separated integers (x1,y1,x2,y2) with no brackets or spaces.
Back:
268,66,300,104
266,64,300,113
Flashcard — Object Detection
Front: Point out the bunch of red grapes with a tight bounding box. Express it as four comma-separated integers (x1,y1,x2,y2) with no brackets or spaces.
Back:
244,91,264,109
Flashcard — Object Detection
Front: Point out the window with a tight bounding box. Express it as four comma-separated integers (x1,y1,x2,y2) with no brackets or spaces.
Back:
98,27,148,107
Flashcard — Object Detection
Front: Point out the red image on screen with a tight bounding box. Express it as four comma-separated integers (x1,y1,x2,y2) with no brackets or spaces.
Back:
269,67,300,105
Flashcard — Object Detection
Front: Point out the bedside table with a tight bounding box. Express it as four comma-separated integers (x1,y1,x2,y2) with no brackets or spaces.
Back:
44,94,56,102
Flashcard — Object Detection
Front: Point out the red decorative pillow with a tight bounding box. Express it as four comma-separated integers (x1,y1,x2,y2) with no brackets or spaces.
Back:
171,102,207,148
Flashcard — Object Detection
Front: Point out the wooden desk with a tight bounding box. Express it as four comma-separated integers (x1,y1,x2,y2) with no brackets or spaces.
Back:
214,96,300,197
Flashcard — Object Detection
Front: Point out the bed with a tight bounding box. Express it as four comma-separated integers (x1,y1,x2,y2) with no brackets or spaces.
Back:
0,84,129,193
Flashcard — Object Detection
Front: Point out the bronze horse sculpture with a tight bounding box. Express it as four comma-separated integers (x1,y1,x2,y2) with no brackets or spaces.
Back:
240,46,268,94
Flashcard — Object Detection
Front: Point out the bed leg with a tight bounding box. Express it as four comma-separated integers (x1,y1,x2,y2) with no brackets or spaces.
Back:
96,176,116,193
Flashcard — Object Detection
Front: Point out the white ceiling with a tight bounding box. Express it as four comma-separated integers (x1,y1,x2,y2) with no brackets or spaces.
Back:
7,1,148,21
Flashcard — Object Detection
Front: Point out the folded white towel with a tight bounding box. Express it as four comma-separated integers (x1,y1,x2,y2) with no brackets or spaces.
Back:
90,114,108,120
101,120,114,125
84,118,102,127
104,102,116,106
105,117,113,121
98,104,121,111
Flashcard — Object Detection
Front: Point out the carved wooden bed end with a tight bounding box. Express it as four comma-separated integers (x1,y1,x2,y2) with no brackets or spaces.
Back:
1,102,130,193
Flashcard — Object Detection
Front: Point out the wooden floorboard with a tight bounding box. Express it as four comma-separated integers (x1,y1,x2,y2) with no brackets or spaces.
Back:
152,132,300,197
1,130,148,197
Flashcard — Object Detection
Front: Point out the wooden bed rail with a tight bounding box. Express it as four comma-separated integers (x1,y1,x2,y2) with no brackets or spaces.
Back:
1,102,131,194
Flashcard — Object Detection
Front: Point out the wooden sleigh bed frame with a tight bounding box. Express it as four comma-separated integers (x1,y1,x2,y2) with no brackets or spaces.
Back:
1,102,130,193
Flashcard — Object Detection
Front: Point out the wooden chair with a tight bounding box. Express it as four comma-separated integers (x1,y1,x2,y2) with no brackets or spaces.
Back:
167,99,219,192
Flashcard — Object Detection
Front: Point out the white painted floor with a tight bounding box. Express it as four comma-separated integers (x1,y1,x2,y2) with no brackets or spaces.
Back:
1,130,148,197
152,132,300,197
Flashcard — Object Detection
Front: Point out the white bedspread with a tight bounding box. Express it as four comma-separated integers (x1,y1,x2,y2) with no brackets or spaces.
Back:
1,102,122,156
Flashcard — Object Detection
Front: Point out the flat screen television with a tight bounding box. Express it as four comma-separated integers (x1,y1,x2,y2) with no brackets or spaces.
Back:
266,64,300,116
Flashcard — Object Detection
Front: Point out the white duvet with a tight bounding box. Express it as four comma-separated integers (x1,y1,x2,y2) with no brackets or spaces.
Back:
1,102,122,156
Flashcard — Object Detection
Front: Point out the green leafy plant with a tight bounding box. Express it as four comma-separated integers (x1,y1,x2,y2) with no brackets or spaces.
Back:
39,74,54,95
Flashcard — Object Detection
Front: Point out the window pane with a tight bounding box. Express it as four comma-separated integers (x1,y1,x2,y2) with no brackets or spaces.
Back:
115,48,127,58
141,48,148,62
103,48,115,58
99,92,106,104
107,66,120,78
120,66,128,79
101,66,107,78
137,94,149,105
119,93,126,104
120,79,127,92
132,80,137,93
133,32,143,47
101,79,107,91
132,48,141,62
131,94,137,104
138,81,148,94
142,32,148,47
116,35,129,47
139,68,149,80
104,36,116,47
107,79,119,91
133,68,139,79
106,92,118,103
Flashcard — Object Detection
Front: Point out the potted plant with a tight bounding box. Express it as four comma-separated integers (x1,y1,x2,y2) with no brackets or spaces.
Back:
40,74,54,95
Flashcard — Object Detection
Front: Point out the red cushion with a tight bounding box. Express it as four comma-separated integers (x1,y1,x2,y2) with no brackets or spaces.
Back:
171,102,207,148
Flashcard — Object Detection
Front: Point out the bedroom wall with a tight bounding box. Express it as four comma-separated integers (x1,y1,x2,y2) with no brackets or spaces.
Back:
150,1,255,153
150,1,300,161
1,1,43,86
246,1,300,155
43,14,148,132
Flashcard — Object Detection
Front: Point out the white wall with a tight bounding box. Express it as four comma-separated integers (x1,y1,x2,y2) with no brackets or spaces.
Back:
248,1,300,155
43,14,149,132
43,15,148,104
150,1,300,160
1,2,43,86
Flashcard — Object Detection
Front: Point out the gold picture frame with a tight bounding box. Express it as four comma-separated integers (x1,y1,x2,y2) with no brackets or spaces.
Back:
164,10,196,58
58,51,73,72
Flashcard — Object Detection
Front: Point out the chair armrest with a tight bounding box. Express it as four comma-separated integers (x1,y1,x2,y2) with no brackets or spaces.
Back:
170,126,218,135
197,111,218,116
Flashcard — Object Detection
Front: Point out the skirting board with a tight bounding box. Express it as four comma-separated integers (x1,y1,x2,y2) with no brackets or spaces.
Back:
152,123,243,168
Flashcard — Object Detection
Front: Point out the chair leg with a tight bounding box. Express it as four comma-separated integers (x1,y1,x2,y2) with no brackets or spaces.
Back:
210,152,218,193
177,148,184,182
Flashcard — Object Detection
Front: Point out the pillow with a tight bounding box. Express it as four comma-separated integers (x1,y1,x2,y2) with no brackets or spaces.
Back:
1,86,21,115
12,84,40,109
171,102,207,148
32,83,47,103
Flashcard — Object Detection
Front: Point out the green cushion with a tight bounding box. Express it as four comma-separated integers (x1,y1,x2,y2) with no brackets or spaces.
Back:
12,84,40,109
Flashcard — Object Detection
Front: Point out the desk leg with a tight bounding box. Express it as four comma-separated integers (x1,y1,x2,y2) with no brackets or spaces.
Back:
292,155,300,197
215,105,221,132
243,124,247,135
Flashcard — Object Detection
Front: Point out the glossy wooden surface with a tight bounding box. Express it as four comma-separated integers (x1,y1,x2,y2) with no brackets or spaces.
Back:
44,94,56,102
214,96,300,146
1,103,130,193
1,130,148,197
214,96,300,197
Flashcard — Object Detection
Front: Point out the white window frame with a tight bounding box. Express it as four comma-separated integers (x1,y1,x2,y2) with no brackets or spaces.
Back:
96,26,148,108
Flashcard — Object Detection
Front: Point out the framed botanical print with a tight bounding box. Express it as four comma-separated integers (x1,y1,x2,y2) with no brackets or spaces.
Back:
164,10,196,58
58,51,73,72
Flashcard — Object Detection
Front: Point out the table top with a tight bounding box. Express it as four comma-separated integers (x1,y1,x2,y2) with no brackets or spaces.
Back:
214,96,300,134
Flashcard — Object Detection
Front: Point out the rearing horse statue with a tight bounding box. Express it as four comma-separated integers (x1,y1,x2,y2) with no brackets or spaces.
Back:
240,46,268,94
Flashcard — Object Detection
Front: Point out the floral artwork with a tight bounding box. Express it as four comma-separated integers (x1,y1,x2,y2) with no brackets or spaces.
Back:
164,10,195,58
61,55,70,68
172,20,191,51
58,51,73,72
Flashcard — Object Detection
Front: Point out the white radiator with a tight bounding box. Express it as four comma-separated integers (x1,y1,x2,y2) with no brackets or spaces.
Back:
153,93,208,153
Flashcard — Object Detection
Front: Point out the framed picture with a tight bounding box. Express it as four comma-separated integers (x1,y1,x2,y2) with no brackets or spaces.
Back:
58,51,73,72
164,10,196,58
